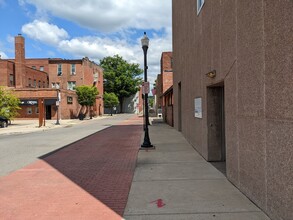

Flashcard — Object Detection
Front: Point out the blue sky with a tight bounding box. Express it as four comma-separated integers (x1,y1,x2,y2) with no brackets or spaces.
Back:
0,0,172,83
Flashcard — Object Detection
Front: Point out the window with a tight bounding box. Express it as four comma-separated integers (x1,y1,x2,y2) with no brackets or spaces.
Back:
9,74,14,86
197,0,205,14
67,96,73,104
43,81,45,88
67,81,76,90
38,80,41,88
28,78,32,87
33,79,36,88
57,64,62,76
52,82,60,89
71,64,76,75
40,66,44,71
32,66,36,69
93,72,99,83
27,107,32,115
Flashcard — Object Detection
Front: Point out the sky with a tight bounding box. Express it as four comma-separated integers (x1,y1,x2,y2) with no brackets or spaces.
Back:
0,0,172,84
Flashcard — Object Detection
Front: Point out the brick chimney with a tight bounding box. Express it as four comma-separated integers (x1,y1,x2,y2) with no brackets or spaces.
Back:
15,34,25,88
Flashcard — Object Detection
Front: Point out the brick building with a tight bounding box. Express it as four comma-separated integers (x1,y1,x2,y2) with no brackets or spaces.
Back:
155,52,173,126
172,1,292,220
0,34,103,120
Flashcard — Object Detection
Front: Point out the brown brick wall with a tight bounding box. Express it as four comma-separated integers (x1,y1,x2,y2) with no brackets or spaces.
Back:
156,74,163,109
0,60,14,87
24,67,48,88
25,59,50,73
161,52,173,94
165,105,173,127
15,35,26,88
1,35,104,119
162,72,173,94
13,89,80,119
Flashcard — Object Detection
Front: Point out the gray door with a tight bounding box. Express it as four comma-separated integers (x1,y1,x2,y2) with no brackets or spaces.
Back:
207,84,225,161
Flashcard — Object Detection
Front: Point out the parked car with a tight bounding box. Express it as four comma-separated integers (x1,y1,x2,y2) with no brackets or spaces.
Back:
0,116,9,128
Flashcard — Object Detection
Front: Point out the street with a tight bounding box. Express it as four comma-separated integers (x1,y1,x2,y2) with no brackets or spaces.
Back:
0,114,139,177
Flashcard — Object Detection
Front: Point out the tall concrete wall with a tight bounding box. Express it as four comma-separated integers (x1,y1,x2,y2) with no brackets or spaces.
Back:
172,1,293,220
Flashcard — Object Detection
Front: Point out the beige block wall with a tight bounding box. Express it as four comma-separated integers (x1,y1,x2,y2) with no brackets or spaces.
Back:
172,0,293,219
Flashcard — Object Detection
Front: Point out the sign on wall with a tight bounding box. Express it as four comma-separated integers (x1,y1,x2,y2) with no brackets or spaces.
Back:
20,100,38,105
194,97,202,118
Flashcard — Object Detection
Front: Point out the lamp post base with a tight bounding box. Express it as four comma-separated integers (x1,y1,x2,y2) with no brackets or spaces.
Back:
140,144,155,150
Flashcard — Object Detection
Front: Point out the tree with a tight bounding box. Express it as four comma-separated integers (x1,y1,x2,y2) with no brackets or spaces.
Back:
148,96,154,108
75,85,99,119
100,55,143,112
103,92,119,116
0,87,21,120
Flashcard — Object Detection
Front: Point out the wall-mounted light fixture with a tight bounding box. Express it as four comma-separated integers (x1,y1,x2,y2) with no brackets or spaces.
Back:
206,70,216,78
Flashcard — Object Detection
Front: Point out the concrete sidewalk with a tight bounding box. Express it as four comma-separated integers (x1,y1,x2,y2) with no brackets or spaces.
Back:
0,116,109,135
124,123,270,220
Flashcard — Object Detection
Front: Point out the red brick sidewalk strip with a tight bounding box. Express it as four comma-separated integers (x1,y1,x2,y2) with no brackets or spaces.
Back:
0,115,143,220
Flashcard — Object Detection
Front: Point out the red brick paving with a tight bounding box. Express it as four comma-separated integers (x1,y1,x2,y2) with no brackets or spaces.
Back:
0,115,143,219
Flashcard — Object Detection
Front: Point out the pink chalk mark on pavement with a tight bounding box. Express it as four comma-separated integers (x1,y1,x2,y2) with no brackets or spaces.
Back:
151,199,166,208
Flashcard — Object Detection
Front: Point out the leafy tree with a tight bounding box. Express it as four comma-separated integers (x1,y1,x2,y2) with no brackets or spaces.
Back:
0,87,21,119
100,55,143,112
75,85,99,118
103,92,119,116
148,96,154,108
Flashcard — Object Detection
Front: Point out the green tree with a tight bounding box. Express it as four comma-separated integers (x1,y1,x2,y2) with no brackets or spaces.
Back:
100,55,143,112
103,92,119,116
148,96,154,108
75,85,99,118
0,87,21,119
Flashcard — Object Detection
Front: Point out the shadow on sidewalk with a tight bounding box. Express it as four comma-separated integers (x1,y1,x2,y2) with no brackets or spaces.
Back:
39,124,142,216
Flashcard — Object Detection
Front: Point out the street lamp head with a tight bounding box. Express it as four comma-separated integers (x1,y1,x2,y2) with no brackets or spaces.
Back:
141,32,149,48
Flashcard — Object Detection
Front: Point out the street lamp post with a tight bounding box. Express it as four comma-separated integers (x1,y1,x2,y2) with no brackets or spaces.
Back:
141,32,153,148
55,89,60,125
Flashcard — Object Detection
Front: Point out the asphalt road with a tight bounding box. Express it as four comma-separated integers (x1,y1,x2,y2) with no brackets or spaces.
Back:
0,114,138,177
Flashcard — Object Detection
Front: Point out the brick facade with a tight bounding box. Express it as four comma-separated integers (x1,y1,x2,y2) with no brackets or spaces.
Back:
0,35,104,119
155,52,173,126
161,52,173,94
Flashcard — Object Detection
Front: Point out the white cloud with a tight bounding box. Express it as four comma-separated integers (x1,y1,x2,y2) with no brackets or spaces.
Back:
59,36,137,62
20,19,172,83
0,51,8,59
6,35,14,43
21,0,171,32
57,33,171,83
19,1,172,84
22,20,69,45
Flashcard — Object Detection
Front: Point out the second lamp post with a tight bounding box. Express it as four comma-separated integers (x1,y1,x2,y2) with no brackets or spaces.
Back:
141,32,153,148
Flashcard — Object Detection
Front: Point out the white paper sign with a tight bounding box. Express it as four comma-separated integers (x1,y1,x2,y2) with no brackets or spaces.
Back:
194,98,202,118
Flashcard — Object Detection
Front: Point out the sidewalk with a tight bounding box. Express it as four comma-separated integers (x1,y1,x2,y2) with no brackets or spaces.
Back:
124,122,271,220
0,116,108,135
